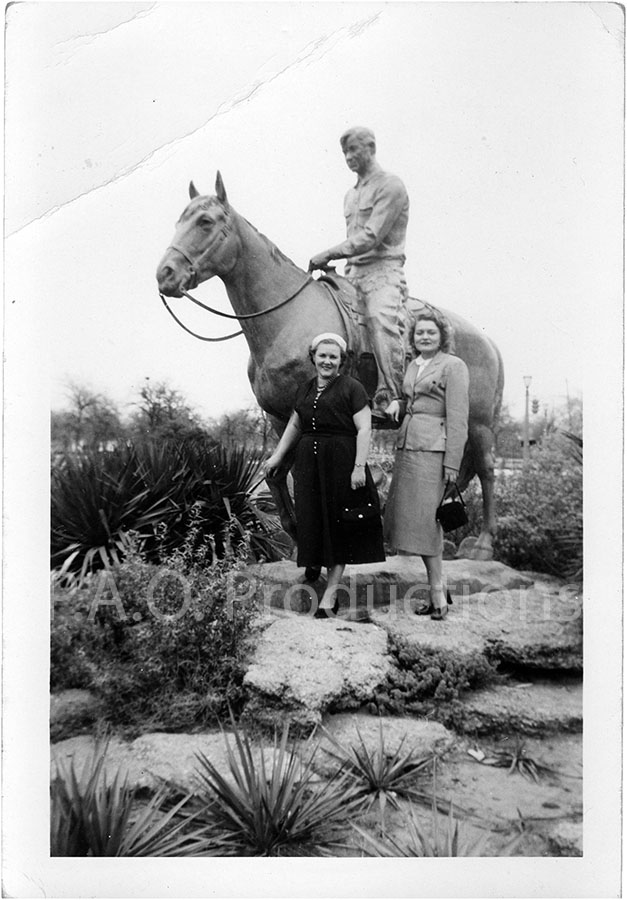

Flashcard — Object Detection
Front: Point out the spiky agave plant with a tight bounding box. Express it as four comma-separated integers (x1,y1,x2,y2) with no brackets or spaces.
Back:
321,720,436,824
191,719,363,856
51,445,177,580
354,763,523,857
51,743,215,856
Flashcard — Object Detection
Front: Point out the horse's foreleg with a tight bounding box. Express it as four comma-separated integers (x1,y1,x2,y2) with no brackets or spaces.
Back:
265,449,297,543
466,424,497,560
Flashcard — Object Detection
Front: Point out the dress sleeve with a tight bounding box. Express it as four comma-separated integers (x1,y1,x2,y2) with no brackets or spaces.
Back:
443,358,470,470
346,377,370,415
293,381,311,421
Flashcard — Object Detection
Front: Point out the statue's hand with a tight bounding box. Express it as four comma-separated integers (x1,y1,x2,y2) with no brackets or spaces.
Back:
308,252,330,272
385,400,401,422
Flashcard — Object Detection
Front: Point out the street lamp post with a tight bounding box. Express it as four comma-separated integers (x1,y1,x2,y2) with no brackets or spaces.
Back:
523,376,532,461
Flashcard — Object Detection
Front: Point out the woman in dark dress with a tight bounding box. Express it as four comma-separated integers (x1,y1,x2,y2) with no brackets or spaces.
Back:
265,333,385,617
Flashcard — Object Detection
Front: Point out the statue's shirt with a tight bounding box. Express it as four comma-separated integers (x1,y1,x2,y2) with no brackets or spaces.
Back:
340,163,409,265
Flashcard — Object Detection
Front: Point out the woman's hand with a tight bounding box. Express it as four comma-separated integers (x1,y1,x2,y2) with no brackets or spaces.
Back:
385,399,401,422
265,454,282,479
351,465,366,489
444,466,458,484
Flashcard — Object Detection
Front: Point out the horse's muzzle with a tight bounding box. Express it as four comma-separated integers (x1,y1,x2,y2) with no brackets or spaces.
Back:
156,255,197,296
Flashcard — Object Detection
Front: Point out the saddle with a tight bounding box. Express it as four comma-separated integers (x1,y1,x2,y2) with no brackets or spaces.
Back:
317,271,430,417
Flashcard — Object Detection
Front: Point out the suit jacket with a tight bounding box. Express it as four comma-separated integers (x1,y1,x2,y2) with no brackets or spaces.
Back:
395,351,469,470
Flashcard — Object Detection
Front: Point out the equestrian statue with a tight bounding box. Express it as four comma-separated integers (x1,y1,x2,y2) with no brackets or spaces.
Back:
156,173,503,560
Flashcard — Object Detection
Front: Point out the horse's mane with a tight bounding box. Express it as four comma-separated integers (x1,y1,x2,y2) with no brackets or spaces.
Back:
239,215,300,269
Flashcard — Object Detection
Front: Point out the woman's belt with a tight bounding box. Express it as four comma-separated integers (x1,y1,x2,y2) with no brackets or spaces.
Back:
301,430,356,438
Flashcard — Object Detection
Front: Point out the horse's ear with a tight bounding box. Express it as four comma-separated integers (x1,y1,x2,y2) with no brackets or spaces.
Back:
215,171,228,204
189,181,199,199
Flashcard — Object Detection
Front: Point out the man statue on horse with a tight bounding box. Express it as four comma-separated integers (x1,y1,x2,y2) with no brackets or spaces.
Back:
308,126,409,423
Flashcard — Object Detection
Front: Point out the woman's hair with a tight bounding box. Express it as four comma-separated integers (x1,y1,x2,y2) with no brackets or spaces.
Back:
408,307,455,355
308,339,348,366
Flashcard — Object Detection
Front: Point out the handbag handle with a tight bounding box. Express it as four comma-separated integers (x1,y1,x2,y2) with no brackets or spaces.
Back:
438,482,465,506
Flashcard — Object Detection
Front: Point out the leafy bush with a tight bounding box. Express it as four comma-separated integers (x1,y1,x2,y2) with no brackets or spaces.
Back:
490,435,582,577
452,434,582,577
51,535,258,732
372,638,497,715
51,436,284,579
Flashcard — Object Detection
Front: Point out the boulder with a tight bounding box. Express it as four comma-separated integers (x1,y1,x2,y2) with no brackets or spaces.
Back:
431,733,582,834
547,820,583,856
451,680,582,736
243,616,393,731
442,539,457,560
50,690,102,741
370,584,582,671
244,557,534,616
51,731,277,794
313,711,454,776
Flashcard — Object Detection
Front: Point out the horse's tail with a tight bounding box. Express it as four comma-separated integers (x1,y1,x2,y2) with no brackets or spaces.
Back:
489,337,505,424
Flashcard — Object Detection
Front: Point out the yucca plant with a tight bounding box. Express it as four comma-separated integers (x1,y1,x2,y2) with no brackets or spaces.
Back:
355,763,523,857
51,445,176,579
355,803,501,857
321,721,436,824
191,720,363,856
179,438,283,561
51,743,215,857
51,437,285,580
467,739,561,783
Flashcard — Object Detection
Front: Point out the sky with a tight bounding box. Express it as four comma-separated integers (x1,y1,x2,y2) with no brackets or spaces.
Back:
4,1,623,427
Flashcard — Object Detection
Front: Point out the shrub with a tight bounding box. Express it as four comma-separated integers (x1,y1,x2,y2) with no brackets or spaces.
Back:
51,535,258,732
370,638,497,720
51,437,284,579
453,433,582,577
491,435,582,577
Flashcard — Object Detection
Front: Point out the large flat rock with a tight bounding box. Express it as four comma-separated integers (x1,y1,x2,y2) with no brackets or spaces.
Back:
314,711,454,776
245,558,534,615
450,679,583,736
51,731,275,794
243,616,393,730
50,690,102,741
370,585,582,671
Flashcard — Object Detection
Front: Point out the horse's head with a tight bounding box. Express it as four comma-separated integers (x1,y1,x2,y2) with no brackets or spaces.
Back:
156,172,239,297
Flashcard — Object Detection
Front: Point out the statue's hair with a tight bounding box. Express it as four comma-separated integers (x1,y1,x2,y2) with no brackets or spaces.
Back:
340,126,376,152
408,307,455,355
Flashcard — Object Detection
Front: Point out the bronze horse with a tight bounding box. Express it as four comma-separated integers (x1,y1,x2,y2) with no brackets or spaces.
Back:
156,173,503,559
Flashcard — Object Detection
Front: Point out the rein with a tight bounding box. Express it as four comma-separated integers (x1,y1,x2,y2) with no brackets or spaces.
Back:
159,269,315,341
179,277,313,320
159,293,243,342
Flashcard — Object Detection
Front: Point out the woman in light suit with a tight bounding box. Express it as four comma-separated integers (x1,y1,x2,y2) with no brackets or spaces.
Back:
384,309,469,620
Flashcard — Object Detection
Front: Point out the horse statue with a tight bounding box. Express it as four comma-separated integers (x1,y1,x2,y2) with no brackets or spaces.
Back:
156,173,504,560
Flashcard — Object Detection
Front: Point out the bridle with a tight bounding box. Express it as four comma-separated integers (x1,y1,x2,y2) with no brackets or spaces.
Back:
159,240,315,342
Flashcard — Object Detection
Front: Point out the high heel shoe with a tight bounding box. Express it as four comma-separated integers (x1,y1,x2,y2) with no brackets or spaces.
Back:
430,605,448,621
314,599,340,619
416,591,452,616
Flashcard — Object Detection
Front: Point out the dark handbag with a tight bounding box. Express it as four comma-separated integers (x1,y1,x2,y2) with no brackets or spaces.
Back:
341,482,380,526
435,483,468,532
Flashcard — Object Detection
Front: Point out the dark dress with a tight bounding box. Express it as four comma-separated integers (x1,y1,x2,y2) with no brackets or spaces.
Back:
293,374,386,568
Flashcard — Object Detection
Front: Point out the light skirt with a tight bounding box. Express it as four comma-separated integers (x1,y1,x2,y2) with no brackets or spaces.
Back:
383,450,444,556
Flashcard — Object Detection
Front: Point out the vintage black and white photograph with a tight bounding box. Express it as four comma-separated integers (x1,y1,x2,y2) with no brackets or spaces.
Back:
2,1,623,896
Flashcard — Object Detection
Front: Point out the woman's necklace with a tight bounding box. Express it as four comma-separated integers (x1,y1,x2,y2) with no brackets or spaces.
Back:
316,374,339,392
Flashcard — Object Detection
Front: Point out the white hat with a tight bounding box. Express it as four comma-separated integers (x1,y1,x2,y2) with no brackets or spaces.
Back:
310,332,347,353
